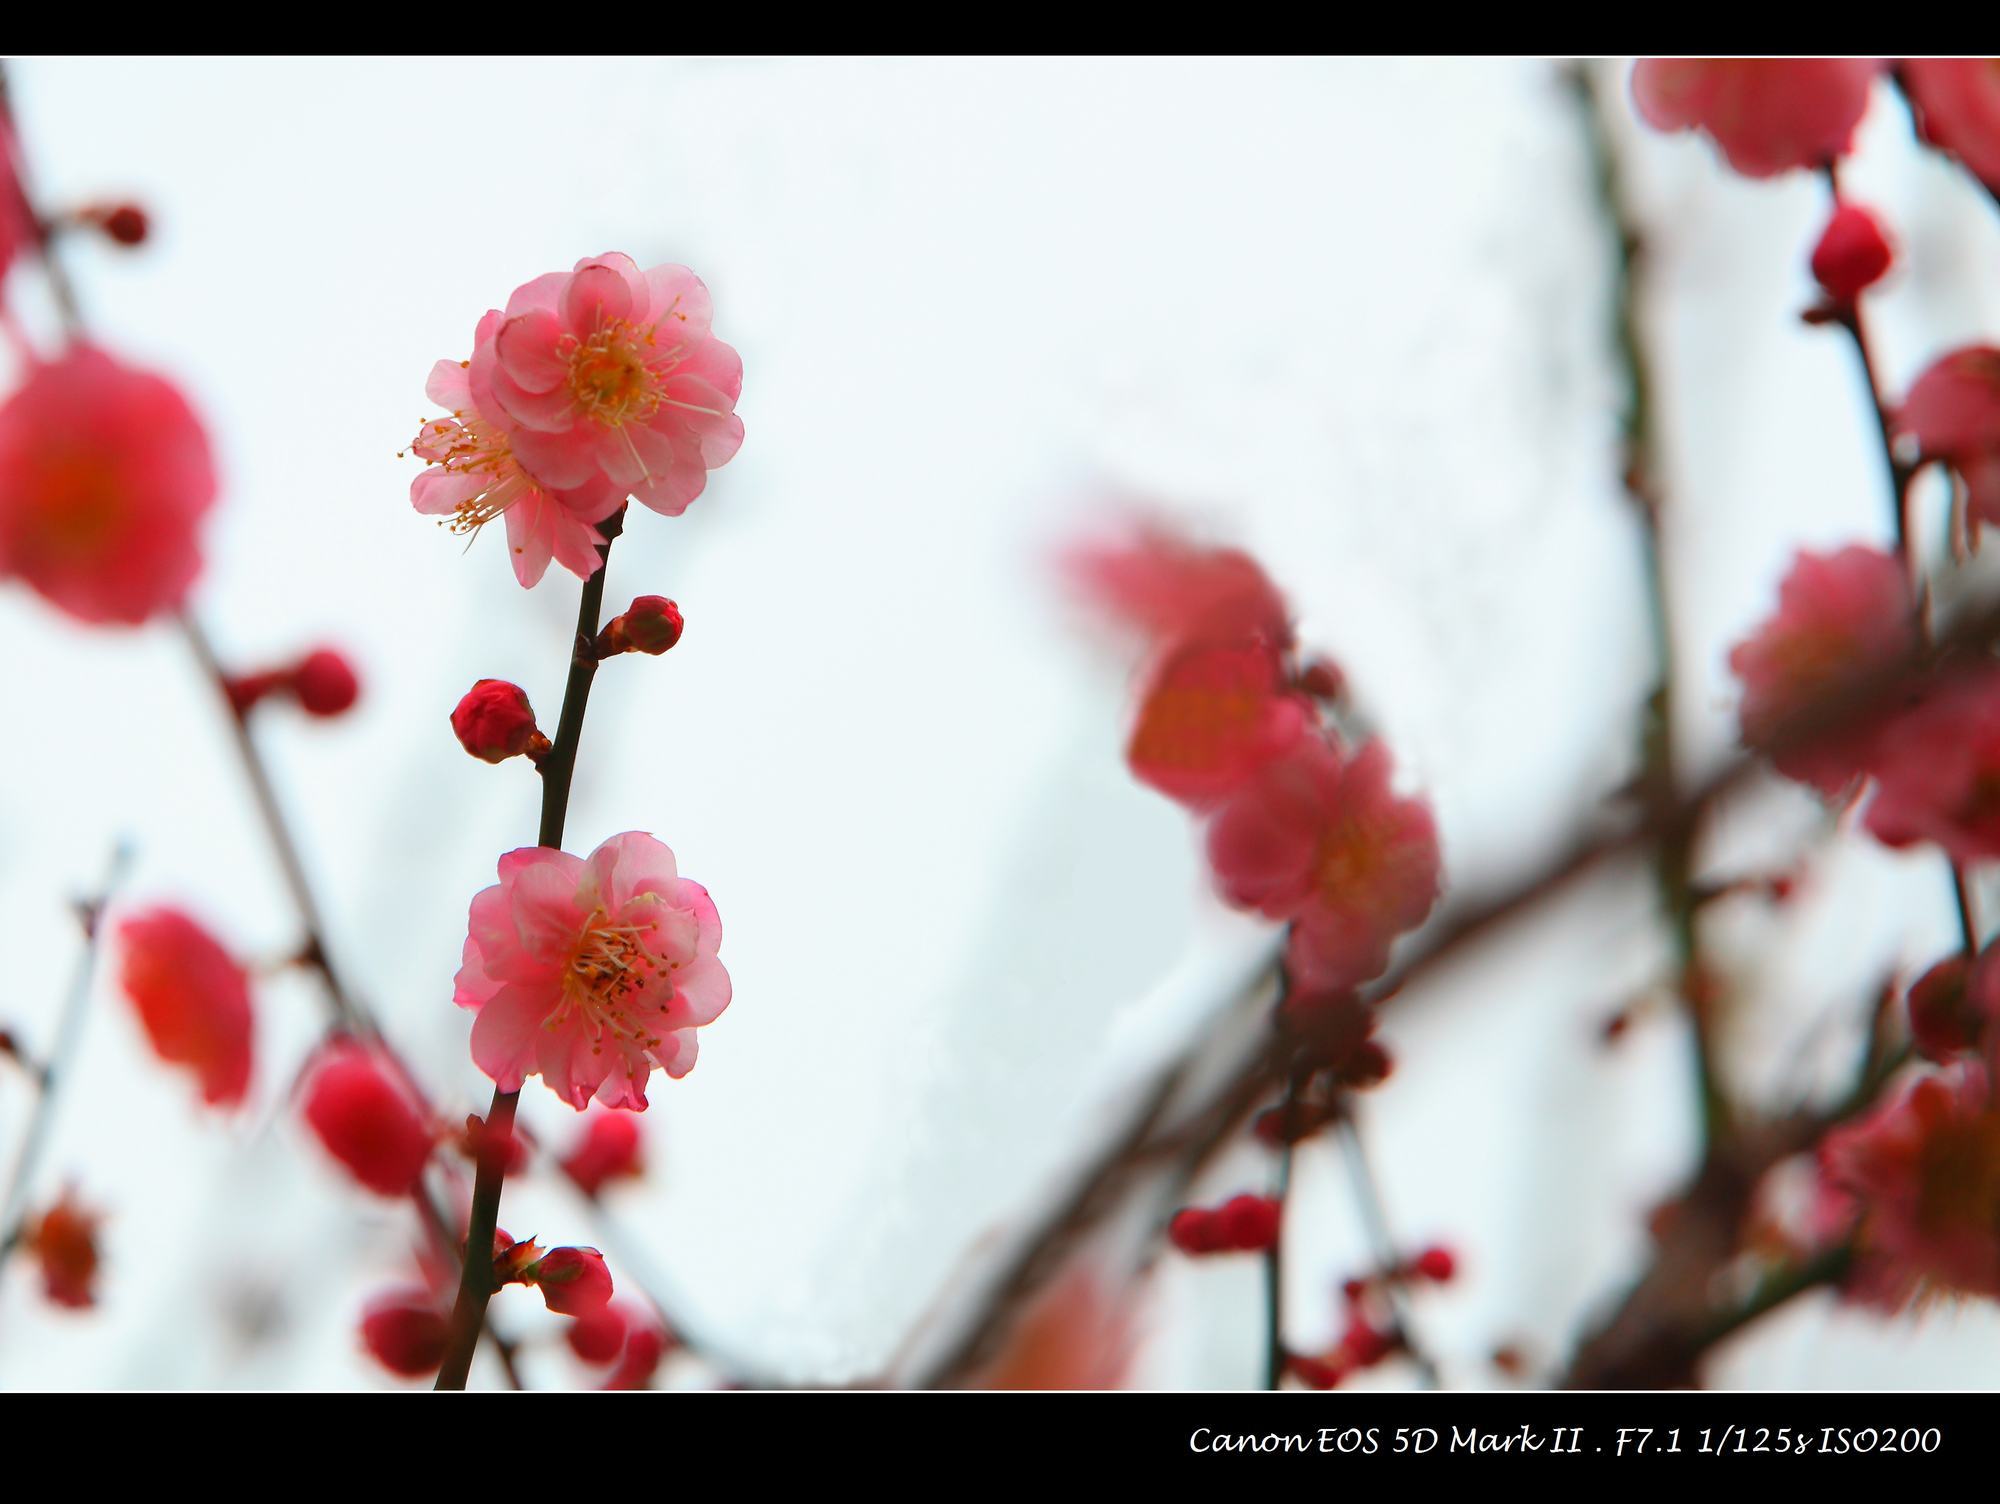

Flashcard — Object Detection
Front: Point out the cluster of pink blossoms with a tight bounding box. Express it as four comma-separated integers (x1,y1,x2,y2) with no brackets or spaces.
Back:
408,253,744,588
1069,521,1442,1001
1635,58,2000,1317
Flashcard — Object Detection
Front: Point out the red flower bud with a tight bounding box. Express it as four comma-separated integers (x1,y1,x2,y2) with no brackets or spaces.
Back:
25,1191,101,1310
1412,1244,1457,1283
450,678,547,764
80,201,150,246
566,1302,631,1364
1810,201,1894,305
1168,1207,1223,1255
291,647,360,717
595,596,683,658
359,1287,450,1377
1288,1354,1349,1390
301,1042,434,1196
529,1246,615,1316
1215,1192,1282,1252
559,1111,645,1196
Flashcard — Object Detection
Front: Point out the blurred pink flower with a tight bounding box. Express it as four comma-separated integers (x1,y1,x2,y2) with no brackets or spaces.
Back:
477,253,743,518
359,1286,451,1377
301,1041,435,1197
1126,640,1313,808
0,345,216,625
410,321,627,588
969,1264,1140,1389
1206,736,1441,994
560,1109,645,1196
1821,1062,2000,1306
1064,520,1291,657
1727,545,1916,795
1898,345,2000,531
1865,666,2000,865
115,906,254,1108
1631,58,1880,178
1901,58,2000,194
454,832,730,1110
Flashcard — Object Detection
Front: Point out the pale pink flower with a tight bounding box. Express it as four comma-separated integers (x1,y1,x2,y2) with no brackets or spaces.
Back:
454,832,729,1110
410,314,627,588
1631,58,1881,178
1865,665,2000,866
1727,545,1917,794
1898,346,2000,531
1901,59,2000,195
477,254,743,518
1206,735,1442,994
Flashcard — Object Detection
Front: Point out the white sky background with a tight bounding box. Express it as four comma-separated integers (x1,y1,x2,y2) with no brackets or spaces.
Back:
1,56,1998,1389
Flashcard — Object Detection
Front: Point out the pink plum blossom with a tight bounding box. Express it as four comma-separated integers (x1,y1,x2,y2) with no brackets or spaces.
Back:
1901,59,2000,195
1126,640,1314,809
1206,735,1442,994
1864,665,2000,866
454,831,729,1110
1631,58,1881,178
1820,1062,2000,1307
476,254,743,518
410,315,627,588
1898,346,2000,532
0,345,217,626
1064,520,1292,657
1727,545,1917,794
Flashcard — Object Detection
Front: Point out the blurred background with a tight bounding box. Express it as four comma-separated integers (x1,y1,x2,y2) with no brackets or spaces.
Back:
2,55,1998,1389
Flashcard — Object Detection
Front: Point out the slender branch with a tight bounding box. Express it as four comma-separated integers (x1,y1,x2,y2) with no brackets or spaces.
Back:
434,507,626,1392
1818,164,1984,961
1262,1127,1292,1390
0,62,84,338
1335,1109,1440,1388
1571,58,1729,1148
0,842,131,1273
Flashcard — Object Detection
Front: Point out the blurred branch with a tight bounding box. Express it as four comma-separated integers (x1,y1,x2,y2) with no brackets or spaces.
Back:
0,842,131,1276
1569,57,1730,1150
1335,1108,1439,1387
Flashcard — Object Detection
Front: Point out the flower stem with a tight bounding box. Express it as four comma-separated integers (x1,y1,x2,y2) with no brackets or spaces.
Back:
434,507,626,1392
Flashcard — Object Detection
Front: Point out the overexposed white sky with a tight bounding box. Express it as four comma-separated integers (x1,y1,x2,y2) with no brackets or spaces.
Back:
2,56,1998,1389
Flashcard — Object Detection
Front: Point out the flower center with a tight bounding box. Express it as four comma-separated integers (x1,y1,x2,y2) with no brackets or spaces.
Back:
551,907,667,1054
563,320,667,429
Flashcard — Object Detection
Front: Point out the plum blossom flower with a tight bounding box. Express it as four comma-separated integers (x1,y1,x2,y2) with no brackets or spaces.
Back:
410,319,627,588
1727,545,1917,794
454,831,730,1110
1898,346,2000,532
1865,665,2000,865
1900,59,2000,195
477,254,744,518
1064,520,1292,657
115,906,254,1107
0,345,216,625
1066,520,1308,808
1206,735,1442,994
301,1042,435,1197
1820,1062,2000,1306
1125,639,1314,808
1630,58,1881,178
